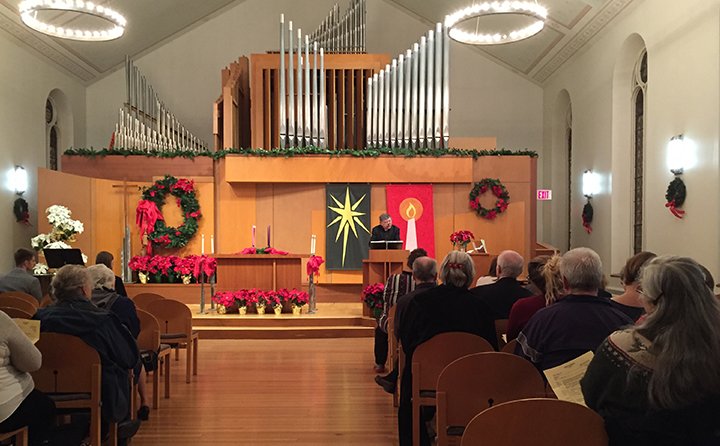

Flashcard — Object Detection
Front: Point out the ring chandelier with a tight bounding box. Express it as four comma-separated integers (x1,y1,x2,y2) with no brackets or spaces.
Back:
444,1,548,45
19,0,126,41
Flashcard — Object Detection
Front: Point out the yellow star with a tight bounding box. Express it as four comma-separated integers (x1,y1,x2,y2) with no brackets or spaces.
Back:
327,187,370,266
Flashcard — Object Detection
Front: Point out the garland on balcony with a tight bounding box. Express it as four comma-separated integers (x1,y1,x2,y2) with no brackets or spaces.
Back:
64,146,538,160
137,176,200,251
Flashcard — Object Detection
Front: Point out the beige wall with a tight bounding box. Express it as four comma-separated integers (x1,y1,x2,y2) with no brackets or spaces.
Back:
0,31,86,271
541,0,720,277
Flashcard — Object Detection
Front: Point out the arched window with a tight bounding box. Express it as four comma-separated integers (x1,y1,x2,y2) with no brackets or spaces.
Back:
631,50,647,254
46,98,59,170
566,107,572,251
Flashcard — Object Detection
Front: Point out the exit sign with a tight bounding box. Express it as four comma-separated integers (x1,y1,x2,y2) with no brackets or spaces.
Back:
537,189,552,200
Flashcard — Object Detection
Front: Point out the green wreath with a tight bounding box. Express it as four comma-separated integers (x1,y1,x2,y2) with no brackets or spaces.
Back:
469,178,510,220
664,177,687,218
141,175,201,248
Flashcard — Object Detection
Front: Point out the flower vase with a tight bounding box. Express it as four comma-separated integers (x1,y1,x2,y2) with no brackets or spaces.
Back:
217,304,226,315
256,304,266,315
138,272,148,284
182,275,192,285
273,305,283,316
239,306,247,315
292,305,302,316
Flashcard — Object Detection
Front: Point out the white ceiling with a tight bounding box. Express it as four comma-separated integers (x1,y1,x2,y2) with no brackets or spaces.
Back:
0,0,633,84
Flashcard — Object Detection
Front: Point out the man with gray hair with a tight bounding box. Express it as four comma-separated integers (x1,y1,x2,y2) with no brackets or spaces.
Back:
517,247,632,370
471,250,533,319
369,213,401,245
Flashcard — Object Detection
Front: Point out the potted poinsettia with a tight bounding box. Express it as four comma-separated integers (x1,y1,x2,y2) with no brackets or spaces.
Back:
285,289,309,315
262,290,283,315
173,256,195,284
129,255,151,283
450,230,475,251
211,291,236,314
362,282,385,318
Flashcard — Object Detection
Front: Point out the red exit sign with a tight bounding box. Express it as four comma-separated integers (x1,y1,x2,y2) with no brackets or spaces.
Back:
537,189,552,200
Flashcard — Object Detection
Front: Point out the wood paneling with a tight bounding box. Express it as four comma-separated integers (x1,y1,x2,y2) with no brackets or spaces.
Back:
215,255,302,291
448,136,497,150
61,155,213,182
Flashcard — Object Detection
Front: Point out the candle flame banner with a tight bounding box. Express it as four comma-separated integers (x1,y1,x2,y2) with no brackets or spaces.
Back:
386,184,435,258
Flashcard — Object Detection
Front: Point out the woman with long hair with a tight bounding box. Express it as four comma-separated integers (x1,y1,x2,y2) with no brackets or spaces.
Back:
581,256,720,445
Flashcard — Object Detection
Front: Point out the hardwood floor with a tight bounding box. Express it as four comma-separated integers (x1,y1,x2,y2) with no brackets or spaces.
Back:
134,338,399,445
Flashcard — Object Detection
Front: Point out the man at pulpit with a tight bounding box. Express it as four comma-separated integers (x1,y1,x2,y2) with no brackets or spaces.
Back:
369,213,401,245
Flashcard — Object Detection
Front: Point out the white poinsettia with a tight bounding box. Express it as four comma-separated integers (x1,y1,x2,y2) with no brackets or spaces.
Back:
31,204,88,265
33,263,49,275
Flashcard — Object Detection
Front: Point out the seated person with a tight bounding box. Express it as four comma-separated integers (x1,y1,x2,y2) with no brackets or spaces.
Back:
95,251,128,297
0,248,42,303
471,250,533,319
582,256,720,445
369,213,400,246
611,251,656,322
397,251,497,446
516,247,632,371
506,255,553,341
34,265,141,442
373,248,427,373
0,310,55,446
474,256,498,287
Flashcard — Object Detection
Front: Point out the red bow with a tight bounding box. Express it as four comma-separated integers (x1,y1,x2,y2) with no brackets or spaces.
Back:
582,215,592,234
306,255,325,278
193,255,217,280
136,200,163,254
665,200,685,219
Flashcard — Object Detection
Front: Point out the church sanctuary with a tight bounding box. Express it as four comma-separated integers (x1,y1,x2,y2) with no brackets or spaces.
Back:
2,0,720,445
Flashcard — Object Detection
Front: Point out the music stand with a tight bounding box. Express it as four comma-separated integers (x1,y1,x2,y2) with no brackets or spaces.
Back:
369,240,403,250
43,249,85,268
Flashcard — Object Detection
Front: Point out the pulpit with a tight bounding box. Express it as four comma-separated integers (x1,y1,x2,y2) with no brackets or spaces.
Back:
215,254,303,292
469,252,493,285
362,250,409,317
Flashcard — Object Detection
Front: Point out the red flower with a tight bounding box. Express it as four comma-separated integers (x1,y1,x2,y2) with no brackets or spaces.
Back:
175,231,182,236
487,210,497,220
480,186,488,193
149,191,155,197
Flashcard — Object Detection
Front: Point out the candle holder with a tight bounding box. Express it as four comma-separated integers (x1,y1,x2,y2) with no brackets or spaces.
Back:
308,274,317,314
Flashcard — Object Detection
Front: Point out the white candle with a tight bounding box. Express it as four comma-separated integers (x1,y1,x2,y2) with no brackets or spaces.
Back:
252,225,256,247
406,218,418,251
310,234,316,255
211,235,215,254
201,234,205,254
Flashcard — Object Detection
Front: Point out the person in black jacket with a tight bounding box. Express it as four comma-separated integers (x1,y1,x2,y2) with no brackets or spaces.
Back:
95,251,127,297
471,250,533,319
397,251,498,446
369,213,401,245
34,265,140,444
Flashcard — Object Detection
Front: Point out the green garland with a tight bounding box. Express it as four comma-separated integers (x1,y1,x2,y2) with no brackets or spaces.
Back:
141,175,201,249
64,146,538,160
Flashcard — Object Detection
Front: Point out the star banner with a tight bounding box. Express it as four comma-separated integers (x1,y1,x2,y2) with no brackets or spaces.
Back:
386,184,435,258
326,184,372,270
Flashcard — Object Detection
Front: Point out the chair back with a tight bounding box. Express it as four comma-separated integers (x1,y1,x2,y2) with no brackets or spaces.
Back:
32,333,101,394
146,299,192,337
136,308,161,352
0,296,37,316
501,338,518,354
460,398,608,446
0,291,39,309
436,352,546,445
0,306,34,319
413,332,494,394
133,293,165,311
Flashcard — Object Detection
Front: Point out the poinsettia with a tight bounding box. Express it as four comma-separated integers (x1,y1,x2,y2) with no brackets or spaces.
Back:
211,291,235,308
450,230,475,245
128,255,150,272
361,283,385,310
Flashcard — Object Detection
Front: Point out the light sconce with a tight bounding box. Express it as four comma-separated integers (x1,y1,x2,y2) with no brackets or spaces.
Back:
582,170,600,198
667,134,686,175
8,165,28,195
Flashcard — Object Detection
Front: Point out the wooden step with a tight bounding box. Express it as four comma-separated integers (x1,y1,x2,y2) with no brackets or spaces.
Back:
193,315,375,328
194,325,374,339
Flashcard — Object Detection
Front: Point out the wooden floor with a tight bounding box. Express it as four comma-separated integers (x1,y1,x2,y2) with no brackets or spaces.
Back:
134,338,399,445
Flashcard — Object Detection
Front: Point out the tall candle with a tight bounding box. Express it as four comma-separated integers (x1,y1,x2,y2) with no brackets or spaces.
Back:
267,225,271,247
211,235,215,254
201,234,205,254
310,234,316,255
252,225,256,247
406,218,418,251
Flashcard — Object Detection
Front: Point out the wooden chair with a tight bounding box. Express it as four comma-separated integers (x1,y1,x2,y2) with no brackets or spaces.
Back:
436,352,546,445
0,291,39,309
501,338,518,354
136,309,172,407
412,332,494,446
0,306,33,319
32,333,118,446
146,299,199,384
0,296,36,316
0,426,28,446
494,318,508,349
386,306,399,407
460,398,608,446
132,292,165,311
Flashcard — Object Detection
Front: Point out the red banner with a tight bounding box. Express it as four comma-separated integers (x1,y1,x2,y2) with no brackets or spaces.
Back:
386,184,435,258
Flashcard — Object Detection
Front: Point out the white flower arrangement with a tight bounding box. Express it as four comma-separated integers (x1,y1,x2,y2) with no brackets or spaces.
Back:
31,205,87,264
33,263,49,275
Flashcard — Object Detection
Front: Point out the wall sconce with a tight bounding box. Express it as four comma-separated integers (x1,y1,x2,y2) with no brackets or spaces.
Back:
667,134,686,175
7,165,28,195
582,170,600,198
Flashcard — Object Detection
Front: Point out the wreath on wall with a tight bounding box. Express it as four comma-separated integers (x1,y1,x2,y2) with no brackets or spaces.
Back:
136,175,201,253
13,198,30,225
582,201,593,233
665,177,686,219
469,178,510,220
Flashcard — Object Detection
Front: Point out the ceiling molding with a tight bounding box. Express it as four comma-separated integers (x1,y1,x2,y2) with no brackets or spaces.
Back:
532,0,634,83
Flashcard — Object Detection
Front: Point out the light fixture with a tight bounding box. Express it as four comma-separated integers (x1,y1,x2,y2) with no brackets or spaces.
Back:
667,134,686,175
582,170,600,198
8,165,28,195
19,0,126,42
444,1,548,45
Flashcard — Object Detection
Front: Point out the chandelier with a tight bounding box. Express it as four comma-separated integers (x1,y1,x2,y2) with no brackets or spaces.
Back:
19,0,126,41
444,1,547,45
